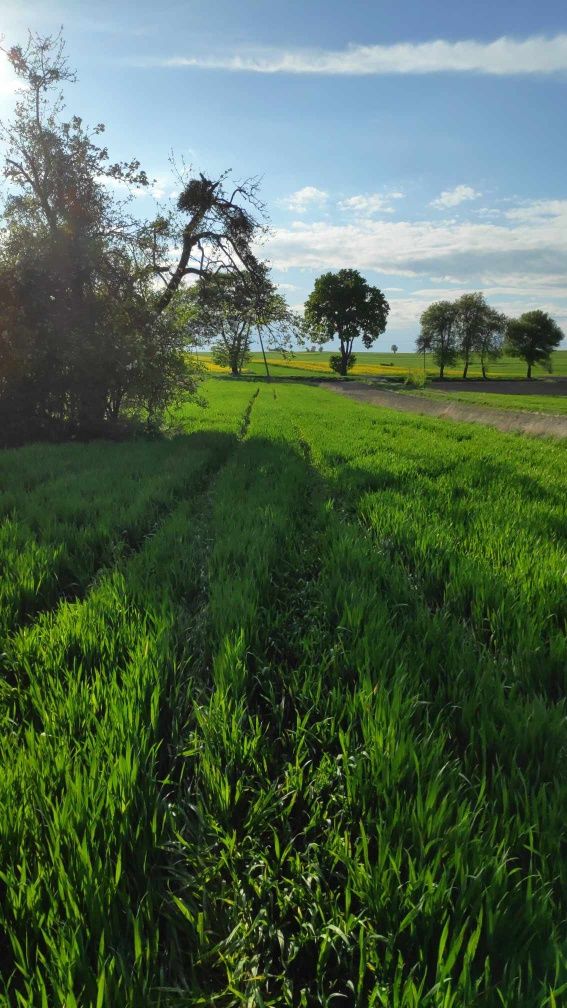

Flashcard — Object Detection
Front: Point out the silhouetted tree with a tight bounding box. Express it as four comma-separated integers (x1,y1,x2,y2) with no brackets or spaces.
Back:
149,171,266,315
0,31,268,442
0,32,202,441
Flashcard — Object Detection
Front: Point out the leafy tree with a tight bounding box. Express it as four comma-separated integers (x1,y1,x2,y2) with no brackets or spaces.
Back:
0,32,264,442
417,301,458,379
211,329,251,376
391,344,398,355
476,306,507,379
505,310,564,379
304,269,389,376
188,268,297,378
189,273,256,375
247,266,300,379
454,292,488,379
453,292,508,379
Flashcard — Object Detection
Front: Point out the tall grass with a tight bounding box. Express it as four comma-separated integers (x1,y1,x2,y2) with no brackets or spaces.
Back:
0,379,565,1006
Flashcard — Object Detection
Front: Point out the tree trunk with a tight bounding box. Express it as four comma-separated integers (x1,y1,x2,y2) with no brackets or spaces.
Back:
439,361,445,379
258,327,271,380
340,337,351,377
527,362,532,380
462,359,469,379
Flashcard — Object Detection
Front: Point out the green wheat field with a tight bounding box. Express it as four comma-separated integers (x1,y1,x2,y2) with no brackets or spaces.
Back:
1,379,566,1007
202,348,567,380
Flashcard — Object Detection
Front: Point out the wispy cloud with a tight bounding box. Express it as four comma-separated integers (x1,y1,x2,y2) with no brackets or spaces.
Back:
338,192,404,215
504,199,567,222
97,172,178,201
281,186,328,212
143,34,567,76
430,185,482,209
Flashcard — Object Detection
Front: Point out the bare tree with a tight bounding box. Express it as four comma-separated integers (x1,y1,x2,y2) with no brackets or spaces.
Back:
147,169,268,315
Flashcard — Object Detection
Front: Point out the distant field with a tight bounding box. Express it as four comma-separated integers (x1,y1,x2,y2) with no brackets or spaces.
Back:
202,349,567,380
1,378,566,1005
406,388,567,415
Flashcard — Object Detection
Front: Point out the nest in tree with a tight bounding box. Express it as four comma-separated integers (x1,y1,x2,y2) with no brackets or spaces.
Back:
177,178,215,215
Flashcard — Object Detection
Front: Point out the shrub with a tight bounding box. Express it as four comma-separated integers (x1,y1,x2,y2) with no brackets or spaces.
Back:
329,352,356,375
404,369,427,388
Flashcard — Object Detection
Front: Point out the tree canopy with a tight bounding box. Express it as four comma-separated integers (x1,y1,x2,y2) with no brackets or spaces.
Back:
506,310,564,379
417,301,458,379
0,32,267,442
304,269,389,376
187,267,298,377
416,293,508,379
452,293,507,379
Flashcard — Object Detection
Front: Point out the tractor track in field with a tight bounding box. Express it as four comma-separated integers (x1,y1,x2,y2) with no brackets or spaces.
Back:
320,381,567,439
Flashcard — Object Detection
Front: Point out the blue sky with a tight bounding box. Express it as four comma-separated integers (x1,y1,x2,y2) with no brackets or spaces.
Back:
1,0,567,350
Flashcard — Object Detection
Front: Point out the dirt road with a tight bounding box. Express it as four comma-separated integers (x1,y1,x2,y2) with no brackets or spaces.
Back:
320,382,567,439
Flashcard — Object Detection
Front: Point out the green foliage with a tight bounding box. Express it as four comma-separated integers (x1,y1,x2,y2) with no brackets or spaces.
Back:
189,269,297,376
0,33,229,444
453,293,507,378
189,272,256,375
329,351,356,375
506,310,565,379
416,293,509,381
406,388,567,415
0,379,566,1006
304,268,389,375
404,368,427,388
417,300,459,378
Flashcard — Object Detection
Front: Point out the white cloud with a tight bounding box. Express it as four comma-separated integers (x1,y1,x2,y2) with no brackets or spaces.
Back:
147,34,567,76
384,292,567,331
97,172,177,200
430,185,482,209
266,197,567,337
504,199,567,222
267,209,567,278
281,186,328,213
338,191,404,215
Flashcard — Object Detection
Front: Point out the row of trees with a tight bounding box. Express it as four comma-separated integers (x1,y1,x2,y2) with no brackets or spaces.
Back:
418,293,563,380
207,272,563,383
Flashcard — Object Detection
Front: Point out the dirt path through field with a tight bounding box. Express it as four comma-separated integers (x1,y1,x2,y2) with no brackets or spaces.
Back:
320,382,567,439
